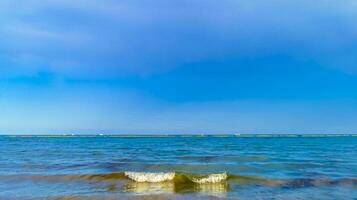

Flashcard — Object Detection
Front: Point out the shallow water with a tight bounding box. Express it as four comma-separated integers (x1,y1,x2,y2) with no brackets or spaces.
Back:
0,135,356,199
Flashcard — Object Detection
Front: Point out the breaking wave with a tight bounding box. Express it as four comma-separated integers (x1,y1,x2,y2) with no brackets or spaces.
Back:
123,172,228,184
124,172,176,182
190,173,228,184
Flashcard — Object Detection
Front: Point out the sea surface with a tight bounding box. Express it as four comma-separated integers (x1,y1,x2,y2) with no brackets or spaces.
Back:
0,135,356,200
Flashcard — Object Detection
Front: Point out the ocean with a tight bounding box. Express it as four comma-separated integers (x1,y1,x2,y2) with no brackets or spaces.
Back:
0,135,356,199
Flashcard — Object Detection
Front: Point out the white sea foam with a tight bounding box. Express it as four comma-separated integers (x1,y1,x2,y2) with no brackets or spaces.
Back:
191,173,228,184
124,172,175,182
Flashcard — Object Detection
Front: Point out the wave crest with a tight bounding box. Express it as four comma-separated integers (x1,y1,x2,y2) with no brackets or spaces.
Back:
190,173,228,184
123,172,228,184
124,172,175,183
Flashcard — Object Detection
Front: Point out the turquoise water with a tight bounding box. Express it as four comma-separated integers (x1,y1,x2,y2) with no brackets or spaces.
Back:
0,135,356,199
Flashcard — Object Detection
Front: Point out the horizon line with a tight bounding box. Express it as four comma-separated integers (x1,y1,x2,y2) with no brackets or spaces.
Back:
1,133,357,138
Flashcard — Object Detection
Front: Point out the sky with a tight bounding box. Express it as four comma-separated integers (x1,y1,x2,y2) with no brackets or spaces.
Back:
1,0,357,134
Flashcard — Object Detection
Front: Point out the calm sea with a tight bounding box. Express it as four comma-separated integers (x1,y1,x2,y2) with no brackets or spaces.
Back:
0,135,356,199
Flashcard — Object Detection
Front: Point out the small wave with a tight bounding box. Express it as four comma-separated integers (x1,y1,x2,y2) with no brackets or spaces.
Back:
123,172,228,184
124,172,175,183
3,172,355,189
190,173,228,184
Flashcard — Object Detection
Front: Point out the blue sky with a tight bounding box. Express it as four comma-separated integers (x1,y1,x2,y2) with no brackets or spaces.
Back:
1,0,357,134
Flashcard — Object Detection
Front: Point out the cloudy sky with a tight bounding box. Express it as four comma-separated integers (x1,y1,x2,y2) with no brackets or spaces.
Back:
1,0,357,134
